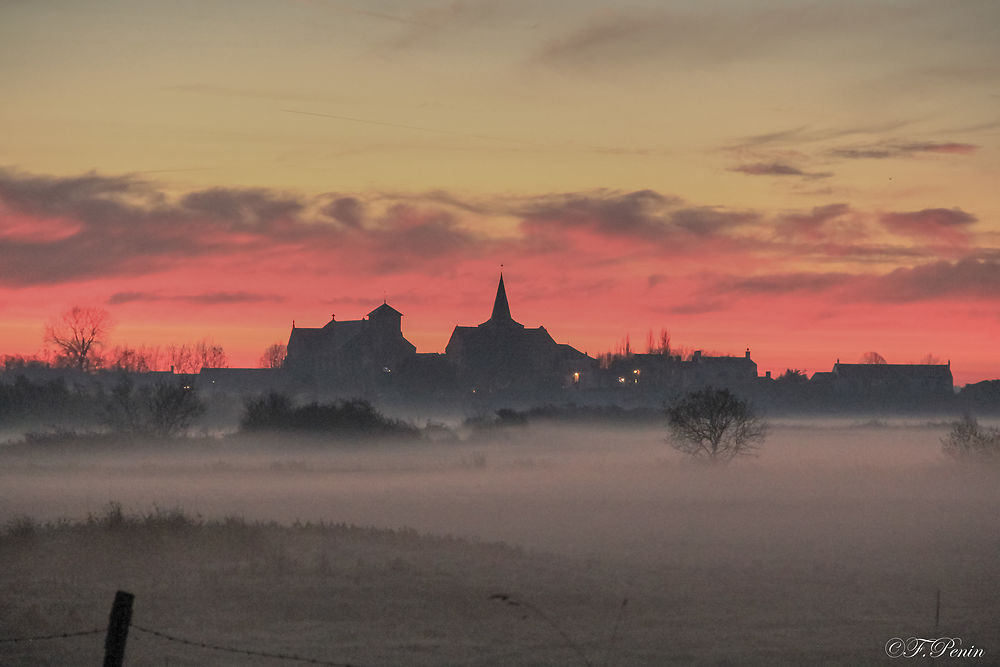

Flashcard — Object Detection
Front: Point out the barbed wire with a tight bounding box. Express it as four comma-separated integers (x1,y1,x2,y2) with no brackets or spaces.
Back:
0,628,104,643
130,623,363,666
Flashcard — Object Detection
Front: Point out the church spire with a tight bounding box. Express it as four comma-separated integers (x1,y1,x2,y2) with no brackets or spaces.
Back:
490,272,513,322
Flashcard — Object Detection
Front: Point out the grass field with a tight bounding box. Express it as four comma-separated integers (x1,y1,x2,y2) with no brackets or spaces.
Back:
1,421,998,665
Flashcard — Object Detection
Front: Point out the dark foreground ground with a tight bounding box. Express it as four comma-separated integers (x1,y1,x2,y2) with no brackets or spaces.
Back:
1,421,998,665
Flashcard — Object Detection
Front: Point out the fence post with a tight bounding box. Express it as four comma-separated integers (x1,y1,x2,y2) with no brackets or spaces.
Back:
103,590,134,667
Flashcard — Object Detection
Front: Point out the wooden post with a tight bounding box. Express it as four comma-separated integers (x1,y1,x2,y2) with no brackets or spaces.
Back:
103,590,134,667
934,589,941,635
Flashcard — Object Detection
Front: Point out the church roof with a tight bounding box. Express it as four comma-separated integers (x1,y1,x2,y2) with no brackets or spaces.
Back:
368,302,402,318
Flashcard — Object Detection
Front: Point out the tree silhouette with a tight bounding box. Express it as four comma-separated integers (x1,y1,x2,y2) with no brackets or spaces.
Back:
860,351,887,364
166,339,228,373
941,415,1000,461
665,387,766,464
104,376,206,437
44,306,113,371
777,368,808,383
108,344,161,373
258,342,287,369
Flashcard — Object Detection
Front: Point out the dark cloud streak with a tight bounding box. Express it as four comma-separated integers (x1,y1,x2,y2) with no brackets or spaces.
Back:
731,162,832,179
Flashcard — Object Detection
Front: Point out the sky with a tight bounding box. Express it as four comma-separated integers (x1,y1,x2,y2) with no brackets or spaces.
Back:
1,0,998,384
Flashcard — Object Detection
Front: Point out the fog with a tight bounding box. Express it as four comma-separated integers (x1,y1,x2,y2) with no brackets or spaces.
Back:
1,421,996,560
2,420,998,665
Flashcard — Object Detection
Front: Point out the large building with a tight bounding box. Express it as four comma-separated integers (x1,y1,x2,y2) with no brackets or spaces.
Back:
826,361,954,398
284,302,417,390
445,275,593,394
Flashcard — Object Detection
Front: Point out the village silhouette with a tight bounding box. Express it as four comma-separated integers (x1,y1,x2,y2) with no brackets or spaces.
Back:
210,273,982,413
5,273,997,414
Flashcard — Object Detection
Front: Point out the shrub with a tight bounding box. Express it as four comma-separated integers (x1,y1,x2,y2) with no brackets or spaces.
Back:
240,393,418,438
941,415,1000,461
103,376,206,437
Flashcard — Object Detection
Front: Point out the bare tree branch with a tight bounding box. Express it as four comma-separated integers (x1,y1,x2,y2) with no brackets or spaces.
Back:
665,388,766,464
43,306,113,371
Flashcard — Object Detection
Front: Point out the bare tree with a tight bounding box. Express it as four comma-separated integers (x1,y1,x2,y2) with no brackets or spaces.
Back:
658,328,671,356
166,343,197,374
645,328,672,355
259,342,287,369
665,388,766,464
108,344,161,373
860,351,887,364
104,376,206,437
44,306,113,371
166,339,227,373
918,353,944,365
195,339,228,370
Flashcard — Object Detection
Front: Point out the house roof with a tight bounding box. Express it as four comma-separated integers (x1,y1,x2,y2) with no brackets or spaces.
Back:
833,363,952,378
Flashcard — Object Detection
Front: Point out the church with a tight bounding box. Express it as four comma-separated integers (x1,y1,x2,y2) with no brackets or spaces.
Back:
445,274,593,394
284,302,417,390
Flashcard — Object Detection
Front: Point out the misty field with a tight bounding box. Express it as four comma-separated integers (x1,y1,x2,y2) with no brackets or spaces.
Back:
1,420,998,665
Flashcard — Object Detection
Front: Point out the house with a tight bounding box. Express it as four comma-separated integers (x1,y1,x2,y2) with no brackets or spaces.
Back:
829,361,954,398
601,349,759,392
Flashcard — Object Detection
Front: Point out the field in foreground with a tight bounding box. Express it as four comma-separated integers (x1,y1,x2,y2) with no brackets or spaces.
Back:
1,421,998,665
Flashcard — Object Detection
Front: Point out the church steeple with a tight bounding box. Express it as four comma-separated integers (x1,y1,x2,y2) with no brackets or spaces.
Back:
482,272,523,328
491,273,512,322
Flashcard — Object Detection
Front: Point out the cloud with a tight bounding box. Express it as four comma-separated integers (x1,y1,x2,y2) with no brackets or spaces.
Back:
776,203,852,241
107,291,285,305
729,120,915,150
831,142,979,160
693,258,1000,305
107,291,160,305
531,13,659,67
180,188,304,230
2,168,991,309
182,291,286,305
322,196,365,228
0,169,317,286
368,204,481,263
511,189,758,249
730,162,832,180
515,189,679,239
869,258,1000,302
714,272,852,295
880,208,977,243
529,5,918,71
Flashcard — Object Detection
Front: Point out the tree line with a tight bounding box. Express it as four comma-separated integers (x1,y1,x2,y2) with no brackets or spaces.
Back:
3,306,287,374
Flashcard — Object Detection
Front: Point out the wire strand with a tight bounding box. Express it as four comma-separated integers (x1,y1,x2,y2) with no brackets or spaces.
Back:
130,623,362,666
0,628,104,643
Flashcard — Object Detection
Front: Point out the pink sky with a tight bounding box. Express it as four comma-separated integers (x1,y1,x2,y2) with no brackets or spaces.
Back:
1,1,998,384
